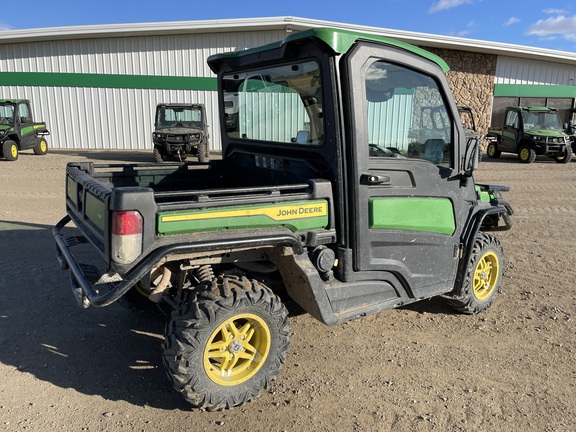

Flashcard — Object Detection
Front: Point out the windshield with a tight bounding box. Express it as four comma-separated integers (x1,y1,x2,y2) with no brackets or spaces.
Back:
222,60,323,146
0,103,15,126
522,111,563,131
156,106,203,129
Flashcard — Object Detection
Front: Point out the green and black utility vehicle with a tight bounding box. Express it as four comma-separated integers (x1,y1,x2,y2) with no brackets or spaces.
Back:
53,28,513,411
565,108,576,154
0,99,50,161
152,103,210,163
486,106,572,163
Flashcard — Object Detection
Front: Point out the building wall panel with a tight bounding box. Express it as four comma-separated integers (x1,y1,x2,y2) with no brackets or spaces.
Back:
496,56,576,86
0,29,286,151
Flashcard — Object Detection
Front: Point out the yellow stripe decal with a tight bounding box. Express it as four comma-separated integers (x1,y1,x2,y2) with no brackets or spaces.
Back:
161,202,328,223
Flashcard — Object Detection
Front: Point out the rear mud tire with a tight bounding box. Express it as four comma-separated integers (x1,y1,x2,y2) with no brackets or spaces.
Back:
518,145,536,163
3,140,18,161
33,137,49,155
448,232,504,315
486,141,501,158
162,275,291,411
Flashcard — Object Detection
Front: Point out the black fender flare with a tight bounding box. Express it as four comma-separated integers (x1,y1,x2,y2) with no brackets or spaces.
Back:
452,207,509,297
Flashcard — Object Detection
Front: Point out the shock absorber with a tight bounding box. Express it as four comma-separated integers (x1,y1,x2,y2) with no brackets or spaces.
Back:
194,264,215,284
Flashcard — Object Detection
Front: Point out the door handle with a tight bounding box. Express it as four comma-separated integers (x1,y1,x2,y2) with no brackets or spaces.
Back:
360,174,391,185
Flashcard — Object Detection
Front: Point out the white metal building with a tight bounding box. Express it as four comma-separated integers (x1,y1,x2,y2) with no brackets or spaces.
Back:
1,16,576,152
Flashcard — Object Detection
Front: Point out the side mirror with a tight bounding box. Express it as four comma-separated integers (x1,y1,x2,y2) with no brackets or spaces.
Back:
462,136,480,177
294,130,309,144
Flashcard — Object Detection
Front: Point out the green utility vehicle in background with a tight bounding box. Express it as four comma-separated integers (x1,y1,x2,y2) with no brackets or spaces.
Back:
53,28,513,411
0,99,50,161
152,103,210,163
486,106,572,163
565,108,576,154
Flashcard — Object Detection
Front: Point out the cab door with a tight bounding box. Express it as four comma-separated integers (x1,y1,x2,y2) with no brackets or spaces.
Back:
343,42,474,298
16,101,36,150
500,109,520,152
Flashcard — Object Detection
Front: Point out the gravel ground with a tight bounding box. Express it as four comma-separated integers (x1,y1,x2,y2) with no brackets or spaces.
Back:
0,149,575,431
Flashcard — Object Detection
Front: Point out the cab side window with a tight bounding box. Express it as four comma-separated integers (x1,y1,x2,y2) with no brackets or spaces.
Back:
365,60,453,167
505,111,519,129
18,103,31,122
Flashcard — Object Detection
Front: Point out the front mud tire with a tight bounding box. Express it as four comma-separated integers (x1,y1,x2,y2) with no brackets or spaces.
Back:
486,141,501,158
518,145,536,163
197,142,209,163
448,232,504,315
153,148,164,163
162,276,291,411
554,145,573,163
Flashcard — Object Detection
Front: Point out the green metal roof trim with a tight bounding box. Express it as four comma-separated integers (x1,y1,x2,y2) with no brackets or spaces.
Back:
0,72,217,91
208,27,450,72
494,83,576,98
0,99,28,104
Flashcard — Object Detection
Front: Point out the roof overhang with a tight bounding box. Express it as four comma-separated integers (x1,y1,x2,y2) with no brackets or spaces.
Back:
2,16,576,66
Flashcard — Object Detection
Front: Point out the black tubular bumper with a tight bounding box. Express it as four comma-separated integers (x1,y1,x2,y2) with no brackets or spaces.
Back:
53,215,151,308
53,214,305,308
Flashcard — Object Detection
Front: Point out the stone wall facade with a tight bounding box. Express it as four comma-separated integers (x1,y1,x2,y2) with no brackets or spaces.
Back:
425,47,497,147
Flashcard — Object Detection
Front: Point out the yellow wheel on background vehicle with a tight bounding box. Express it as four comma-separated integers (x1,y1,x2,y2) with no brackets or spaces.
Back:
2,140,18,161
204,313,271,386
518,145,536,163
473,251,499,301
486,141,500,158
34,137,49,155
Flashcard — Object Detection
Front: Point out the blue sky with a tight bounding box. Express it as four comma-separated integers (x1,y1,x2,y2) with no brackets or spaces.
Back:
2,0,576,52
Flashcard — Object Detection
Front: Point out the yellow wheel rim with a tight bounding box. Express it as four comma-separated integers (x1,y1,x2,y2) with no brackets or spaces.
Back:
10,144,17,158
487,145,494,156
519,148,529,160
40,140,47,152
473,251,499,301
204,313,271,386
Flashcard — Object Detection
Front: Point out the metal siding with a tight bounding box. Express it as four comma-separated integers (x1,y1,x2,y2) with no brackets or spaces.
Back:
0,29,285,151
496,56,576,86
367,95,414,149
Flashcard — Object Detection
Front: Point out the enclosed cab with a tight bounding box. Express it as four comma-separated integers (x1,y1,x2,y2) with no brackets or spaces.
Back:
54,28,512,411
487,106,572,163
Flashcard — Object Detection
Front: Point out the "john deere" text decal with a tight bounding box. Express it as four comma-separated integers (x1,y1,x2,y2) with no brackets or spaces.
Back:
157,200,329,235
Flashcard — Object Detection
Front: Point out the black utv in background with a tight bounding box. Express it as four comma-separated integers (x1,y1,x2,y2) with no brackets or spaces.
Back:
153,103,209,163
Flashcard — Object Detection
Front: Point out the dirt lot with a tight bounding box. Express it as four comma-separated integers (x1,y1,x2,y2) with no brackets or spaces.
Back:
0,149,575,432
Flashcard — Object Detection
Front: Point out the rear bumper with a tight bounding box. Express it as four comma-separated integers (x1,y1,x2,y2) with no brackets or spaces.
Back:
52,215,146,308
53,214,306,308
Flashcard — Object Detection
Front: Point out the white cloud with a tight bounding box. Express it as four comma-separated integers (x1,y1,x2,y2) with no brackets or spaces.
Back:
0,23,13,31
543,8,566,14
429,0,475,13
525,14,576,42
503,17,520,27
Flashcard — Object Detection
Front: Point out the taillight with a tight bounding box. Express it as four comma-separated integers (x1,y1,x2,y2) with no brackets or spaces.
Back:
111,210,143,264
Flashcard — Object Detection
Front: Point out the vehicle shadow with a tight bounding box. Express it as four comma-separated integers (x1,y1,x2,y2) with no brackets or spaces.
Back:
48,150,222,163
48,150,155,163
479,152,573,164
0,220,190,410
